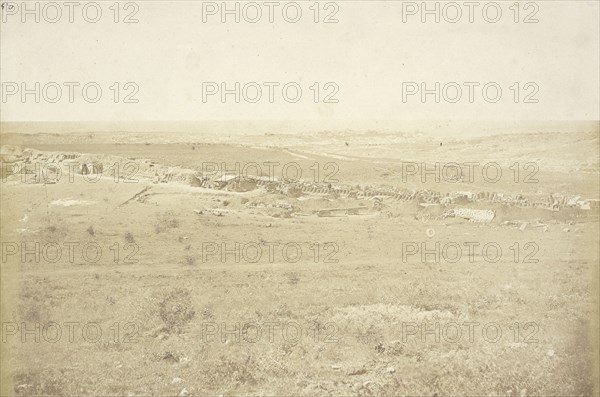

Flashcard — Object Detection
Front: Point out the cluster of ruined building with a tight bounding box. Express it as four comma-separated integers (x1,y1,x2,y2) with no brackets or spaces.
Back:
198,174,599,211
3,148,598,212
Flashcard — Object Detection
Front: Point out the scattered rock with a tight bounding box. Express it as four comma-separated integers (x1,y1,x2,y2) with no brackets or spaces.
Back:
547,349,555,357
179,356,191,365
171,377,183,385
148,325,169,338
386,367,396,373
563,228,570,233
347,367,367,376
331,365,341,370
520,389,528,397
179,388,189,397
156,351,180,364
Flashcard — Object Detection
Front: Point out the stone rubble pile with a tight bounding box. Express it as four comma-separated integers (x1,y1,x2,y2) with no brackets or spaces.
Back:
4,146,597,213
201,174,598,212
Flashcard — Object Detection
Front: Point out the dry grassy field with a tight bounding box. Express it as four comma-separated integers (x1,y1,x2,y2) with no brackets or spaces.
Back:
1,130,599,396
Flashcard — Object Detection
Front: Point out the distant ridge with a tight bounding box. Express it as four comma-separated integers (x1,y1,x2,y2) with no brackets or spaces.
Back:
1,120,599,137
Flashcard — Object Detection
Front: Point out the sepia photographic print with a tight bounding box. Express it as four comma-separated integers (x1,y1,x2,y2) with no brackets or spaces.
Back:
1,2,599,397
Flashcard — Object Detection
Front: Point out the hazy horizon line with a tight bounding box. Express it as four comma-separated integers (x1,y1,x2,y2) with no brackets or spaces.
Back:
1,120,598,136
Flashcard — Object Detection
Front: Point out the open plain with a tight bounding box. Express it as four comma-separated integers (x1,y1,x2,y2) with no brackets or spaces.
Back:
1,130,599,396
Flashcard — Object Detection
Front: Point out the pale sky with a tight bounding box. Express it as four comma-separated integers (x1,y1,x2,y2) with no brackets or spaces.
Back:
1,1,599,133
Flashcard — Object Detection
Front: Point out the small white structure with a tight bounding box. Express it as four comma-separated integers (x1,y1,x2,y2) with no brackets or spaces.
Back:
450,208,495,223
